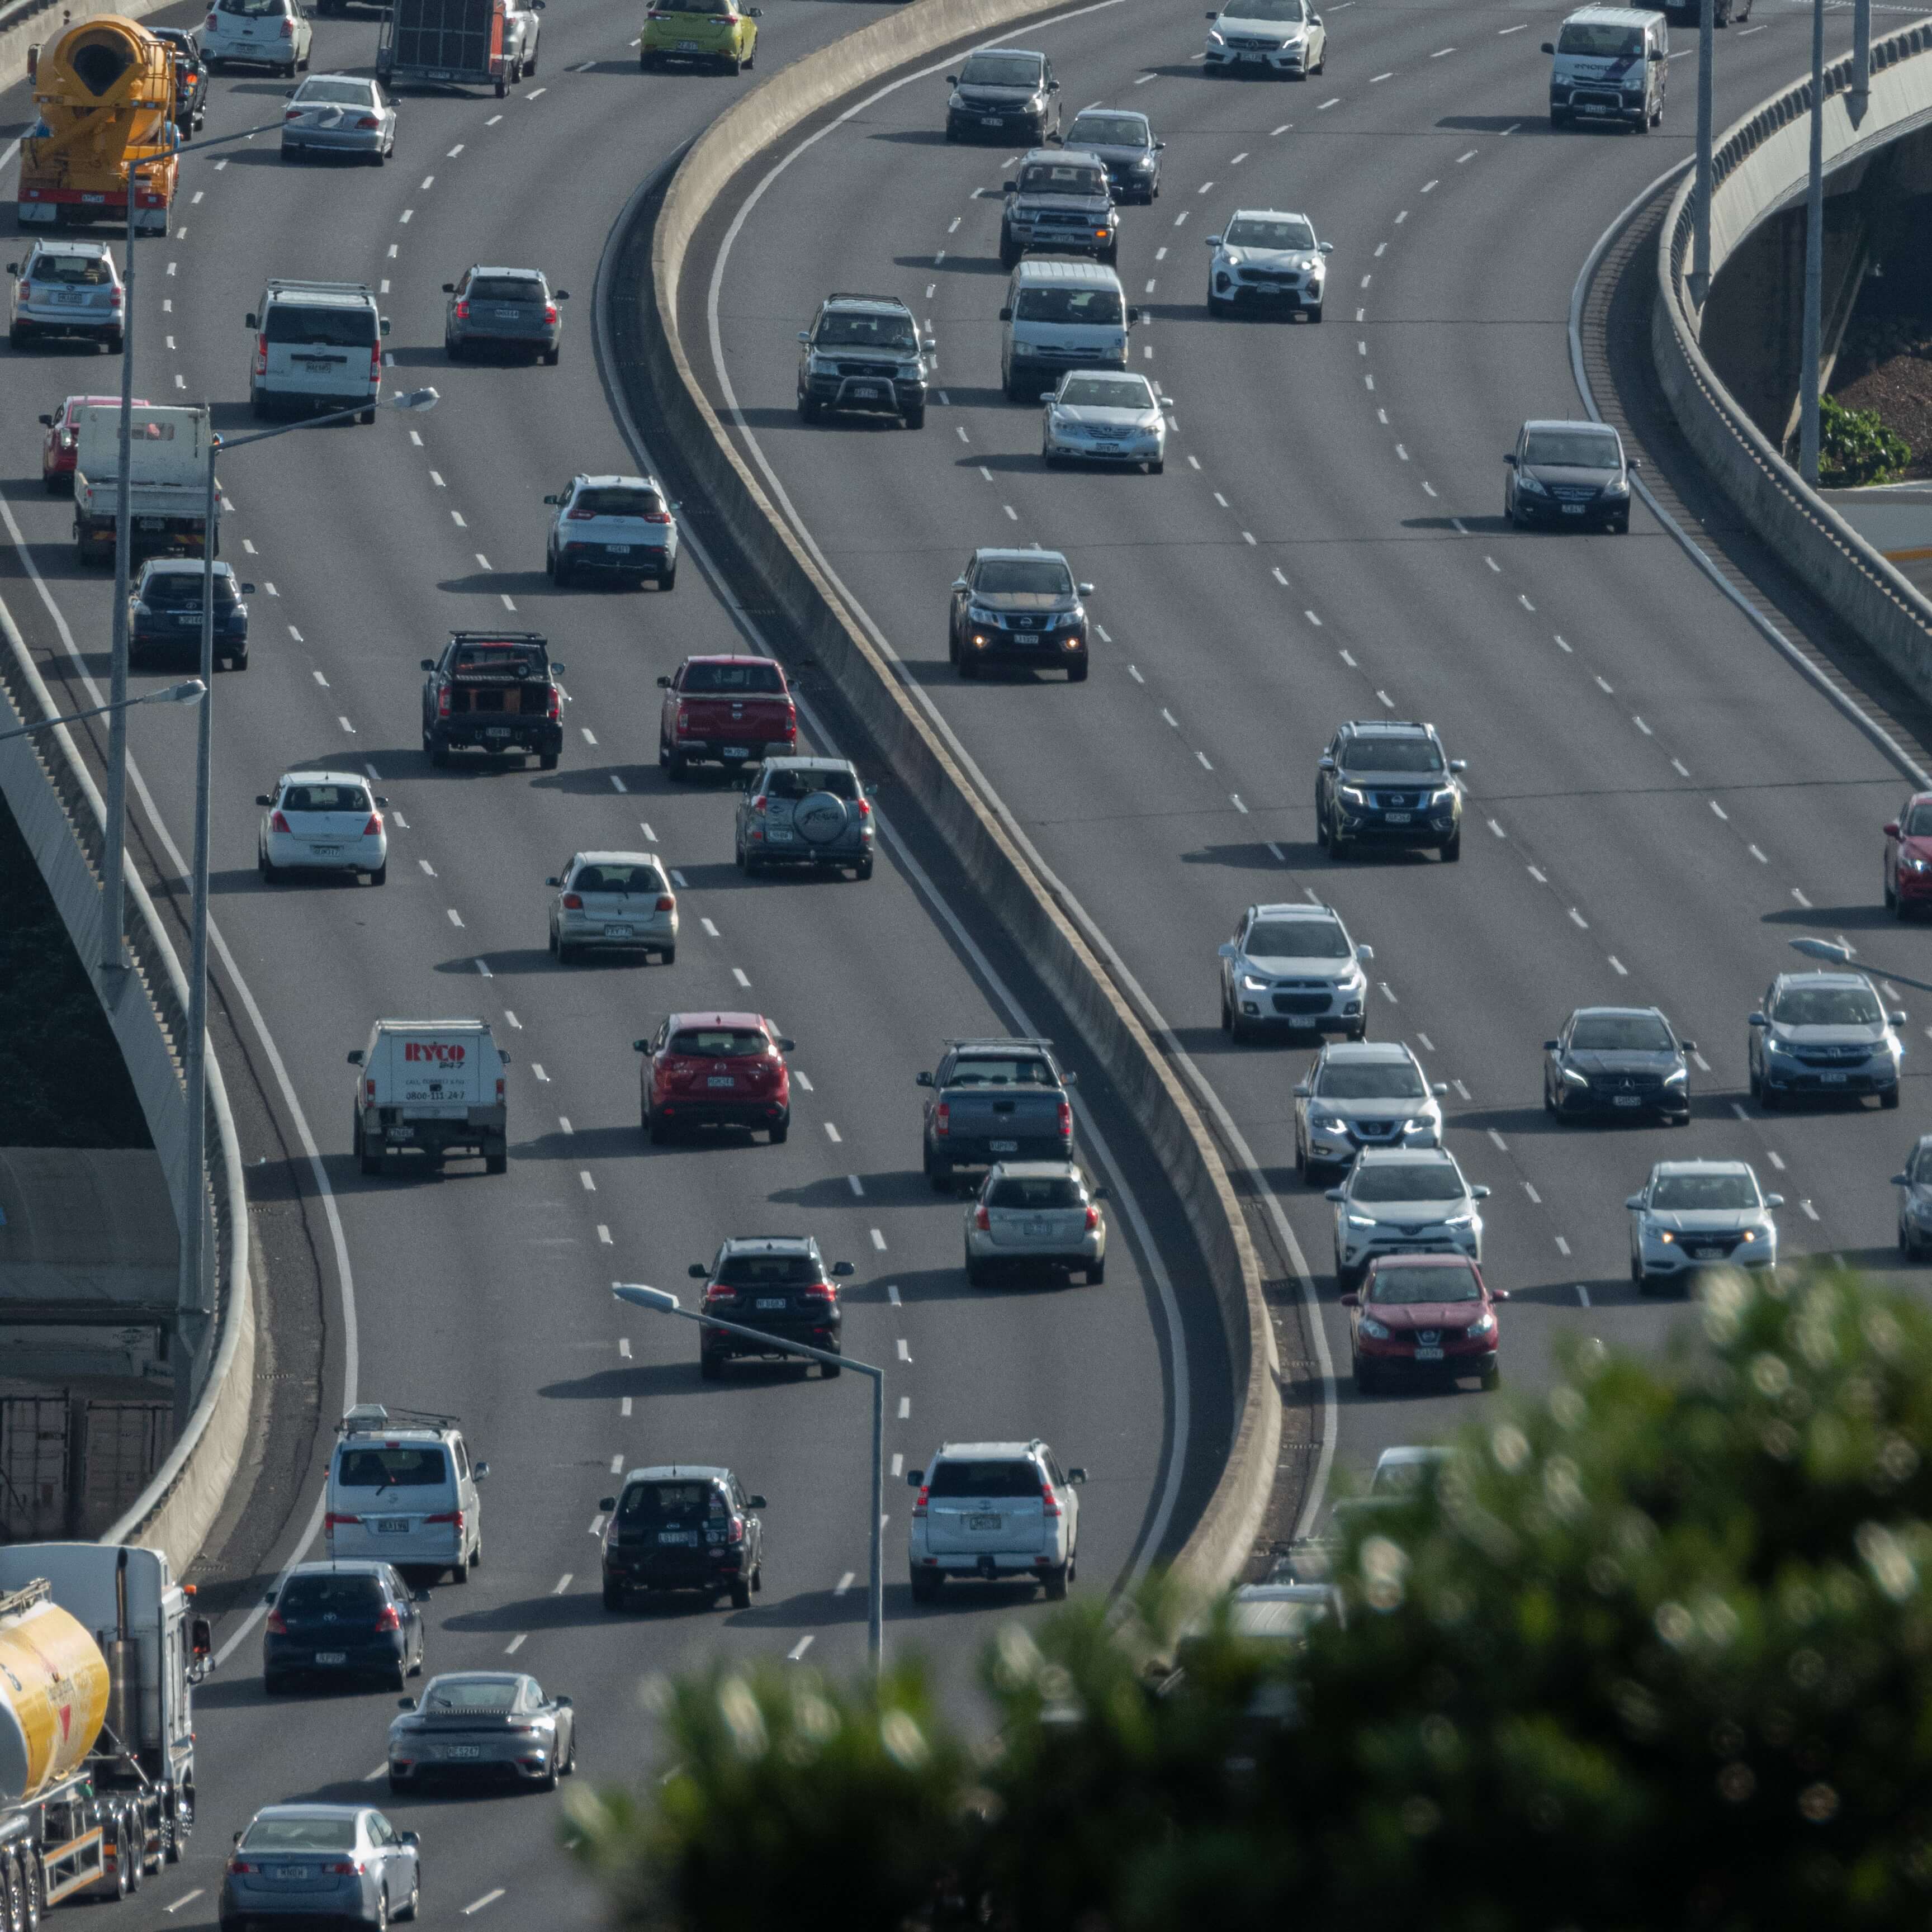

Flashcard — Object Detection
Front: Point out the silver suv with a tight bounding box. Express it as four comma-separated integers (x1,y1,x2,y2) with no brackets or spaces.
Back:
1749,969,1905,1110
1294,1040,1446,1182
734,757,875,880
1327,1147,1488,1290
907,1439,1085,1600
796,295,935,428
7,241,124,351
1219,901,1372,1042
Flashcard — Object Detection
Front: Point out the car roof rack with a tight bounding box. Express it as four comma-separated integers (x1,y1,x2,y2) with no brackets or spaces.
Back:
338,1403,460,1434
448,629,547,645
824,292,910,307
947,1036,1055,1049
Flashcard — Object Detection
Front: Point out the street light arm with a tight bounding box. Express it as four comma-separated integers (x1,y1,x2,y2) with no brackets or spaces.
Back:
215,388,439,456
0,680,203,749
608,1284,881,1378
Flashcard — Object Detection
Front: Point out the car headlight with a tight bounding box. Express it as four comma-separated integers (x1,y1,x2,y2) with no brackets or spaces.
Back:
1517,473,1549,496
1651,1228,1676,1244
1338,784,1366,804
1905,856,1932,874
1206,27,1224,42
1604,476,1630,495
1357,1315,1390,1339
1346,1213,1379,1229
1736,1228,1757,1243
1664,1067,1688,1085
1131,156,1155,171
1240,974,1271,993
1443,1210,1475,1228
1466,1310,1495,1337
1429,787,1457,806
1763,1035,1792,1055
1339,970,1365,995
1307,1108,1343,1130
968,605,998,627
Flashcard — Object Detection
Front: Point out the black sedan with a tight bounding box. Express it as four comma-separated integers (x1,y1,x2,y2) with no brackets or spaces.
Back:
1504,418,1637,533
129,558,253,669
387,1673,576,1793
1054,107,1164,202
151,28,208,130
263,1561,427,1692
1543,1005,1693,1122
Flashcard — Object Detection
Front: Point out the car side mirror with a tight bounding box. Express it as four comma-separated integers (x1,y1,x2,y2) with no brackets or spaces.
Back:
1627,457,1642,469
347,1049,365,1066
1892,1173,1912,1188
1002,180,1017,192
1341,1292,1360,1308
951,577,969,591
945,74,956,83
1293,1082,1309,1097
1503,452,1517,466
916,1070,934,1086
832,1261,855,1278
242,582,257,595
1317,755,1336,771
473,1461,488,1478
797,331,811,343
1884,821,1901,837
1540,39,1554,52
245,311,258,329
1128,306,1143,323
1432,1082,1448,1095
1677,1039,1697,1053
191,1615,212,1659
556,289,570,300
412,1590,432,1604
400,1831,420,1847
284,85,295,94
1324,1188,1345,1202
442,282,455,292
1158,394,1175,408
998,307,1013,321
907,1468,924,1486
1471,1185,1491,1200
1092,1186,1109,1201
1319,240,1333,253
1764,1194,1785,1209
1062,1070,1078,1085
420,658,435,671
256,794,274,807
778,1037,796,1052
262,1590,278,1607
1040,391,1056,404
1204,234,1221,247
632,1039,647,1053
546,876,561,887
1356,944,1375,963
36,414,51,427
378,316,391,337
1449,759,1466,772
1892,1010,1909,1026
688,1262,708,1278
1217,942,1236,960
1067,1466,1087,1484
542,493,560,505
1543,1039,1560,1052
1649,46,1664,58
1077,581,1095,595
550,662,566,675
599,1495,616,1512
1748,1012,1767,1027
1046,131,1062,143
1490,1288,1510,1302
1156,139,1168,150
656,674,671,688
747,1493,766,1509
1049,78,1060,89
1625,1194,1645,1210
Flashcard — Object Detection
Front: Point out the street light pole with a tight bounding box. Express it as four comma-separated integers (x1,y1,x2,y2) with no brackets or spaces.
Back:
612,1282,885,1675
1692,0,1715,304
1852,0,1871,121
1799,0,1826,484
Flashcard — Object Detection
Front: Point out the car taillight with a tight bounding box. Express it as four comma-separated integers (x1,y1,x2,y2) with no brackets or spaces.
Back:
354,114,380,129
655,894,675,912
369,344,382,384
1085,1205,1100,1231
727,1517,745,1545
566,504,599,520
270,809,291,834
562,893,583,910
935,1102,949,1138
324,1862,364,1877
325,1510,359,1528
548,687,562,721
495,1078,505,1102
1040,1482,1061,1519
362,813,381,836
364,1081,375,1099
642,508,672,524
751,796,766,815
911,1485,929,1519
255,333,268,376
454,300,470,320
804,1281,837,1303
782,704,797,738
205,9,217,23
426,1510,464,1527
704,1285,738,1308
676,706,690,730
858,798,872,819
284,107,302,119
279,15,293,32
228,1858,257,1875
264,1609,287,1635
544,304,559,325
438,689,451,718
1058,1101,1073,1139
974,1205,990,1231
108,288,124,309
373,1605,400,1633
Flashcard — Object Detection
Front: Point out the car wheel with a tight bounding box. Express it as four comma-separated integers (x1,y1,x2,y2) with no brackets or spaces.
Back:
1480,1365,1501,1393
540,751,560,770
903,405,925,429
855,858,874,880
1748,1059,1761,1098
729,1579,752,1609
396,1868,420,1921
259,849,277,883
1901,1215,1916,1257
1042,1563,1069,1600
1327,820,1349,860
965,1255,987,1287
668,750,689,782
1087,1257,1105,1285
451,1552,470,1583
553,552,572,587
1068,657,1088,683
1884,1085,1902,1110
1439,827,1461,863
1761,1081,1781,1112
910,1569,941,1602
821,1354,841,1379
660,943,676,964
369,863,387,886
958,652,979,680
1304,304,1323,324
603,1579,623,1610
699,1351,723,1381
1149,458,1164,474
770,1112,789,1143
557,939,576,964
659,560,677,591
798,393,821,422
357,1115,382,1176
373,1887,390,1932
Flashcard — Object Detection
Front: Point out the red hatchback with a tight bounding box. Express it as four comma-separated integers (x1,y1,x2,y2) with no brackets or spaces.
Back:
40,392,148,493
1883,793,1932,918
1343,1253,1506,1395
637,1011,793,1144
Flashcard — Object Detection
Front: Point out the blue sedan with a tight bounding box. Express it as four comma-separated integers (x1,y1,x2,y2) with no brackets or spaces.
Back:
130,558,253,670
221,1805,420,1928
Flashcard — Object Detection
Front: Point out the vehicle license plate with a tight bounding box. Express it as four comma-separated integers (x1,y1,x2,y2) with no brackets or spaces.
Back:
495,308,520,320
967,1513,1001,1531
1821,1072,1848,1085
313,1652,347,1666
768,826,793,840
1613,1095,1642,1107
1239,50,1264,60
1021,1219,1051,1237
53,291,79,306
1583,102,1608,113
276,1865,311,1879
1692,1246,1725,1261
485,725,512,737
659,1529,698,1544
1413,1346,1445,1361
1562,504,1585,515
375,1518,410,1532
1384,811,1411,823
851,384,880,400
982,114,1001,124
707,1076,736,1088
387,1126,415,1140
678,37,700,48
1096,442,1120,452
176,611,200,623
723,745,749,757
756,1296,787,1310
139,517,165,532
603,924,634,939
990,1139,1019,1153
442,1745,482,1759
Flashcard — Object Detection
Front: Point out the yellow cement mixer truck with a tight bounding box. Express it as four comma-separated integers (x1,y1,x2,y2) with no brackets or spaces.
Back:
0,1545,209,1919
18,16,179,236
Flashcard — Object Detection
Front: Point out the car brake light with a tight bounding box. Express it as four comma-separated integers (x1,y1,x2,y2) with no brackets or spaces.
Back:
369,344,382,384
364,1080,375,1098
354,114,380,129
751,795,766,815
566,504,599,520
325,1511,359,1528
270,809,290,834
911,1485,929,1518
1085,1205,1100,1231
561,893,583,910
676,706,690,730
782,704,797,738
362,813,381,835
1040,1482,1061,1519
704,1284,738,1306
438,689,451,718
426,1510,463,1527
263,1609,287,1635
1058,1101,1073,1139
858,798,872,819
974,1204,990,1230
727,1517,744,1544
804,1280,837,1303
325,1862,364,1877
655,894,675,912
544,304,559,325
642,507,671,524
108,289,124,309
279,14,293,31
228,1858,257,1875
373,1604,400,1633
454,300,470,320
496,1078,505,1102
255,333,268,377
205,10,217,23
284,107,302,119
547,687,562,721
935,1101,949,1138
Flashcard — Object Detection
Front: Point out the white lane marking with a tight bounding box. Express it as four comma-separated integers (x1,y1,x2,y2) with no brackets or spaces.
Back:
1305,609,1323,627
486,112,503,123
1484,555,1501,573
1523,1181,1541,1204
475,551,492,570
1197,750,1214,770
619,1338,631,1357
1395,445,1408,461
288,624,304,641
1801,1200,1820,1221
421,174,434,189
1499,20,1527,30
1452,1077,1471,1099
451,509,467,527
1231,150,1248,163
1633,715,1651,734
598,1225,613,1246
1749,844,1767,863
1231,794,1247,813
610,1453,624,1473
1710,799,1729,820
588,1514,605,1535
1488,1128,1507,1151
1196,180,1215,194
1365,375,1375,390
732,966,751,987
1767,1150,1785,1169
445,907,464,929
417,858,434,876
1732,1102,1750,1120
896,1337,912,1362
1792,888,1812,907
891,1452,905,1476
1271,122,1290,134
399,208,413,223
1417,1033,1435,1053
1395,209,1409,223
887,1284,901,1305
1568,907,1588,929
787,1636,815,1660
1370,69,1393,81
581,727,598,745
387,243,397,258
558,1116,572,1134
1528,865,1547,883
1272,566,1288,585
505,1633,527,1654
430,470,446,487
1318,96,1339,108
1555,1235,1571,1255
642,822,658,841
339,716,357,735
1576,1284,1590,1306
1135,69,1156,82
823,1121,842,1145
531,1063,549,1082
794,1071,813,1092
622,1396,633,1415
1154,245,1167,261
1380,981,1398,1003
1162,708,1180,728
870,1228,888,1251
163,1892,205,1915
527,86,547,97
1003,504,1019,520
552,1573,572,1594
1556,634,1574,652
848,1174,865,1196
1692,1051,1711,1072
700,915,719,935
1456,149,1476,163
462,1892,505,1916
1173,209,1189,226
1672,758,1690,777
1595,674,1613,693
1376,689,1394,709
1520,593,1536,611
1432,44,1456,55
611,774,628,792
1489,818,1505,838
448,143,465,155
1609,956,1628,976
364,1764,386,1782
579,1169,596,1191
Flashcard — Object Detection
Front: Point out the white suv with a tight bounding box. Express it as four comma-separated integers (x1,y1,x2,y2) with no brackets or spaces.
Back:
1218,900,1372,1042
1327,1146,1488,1290
1204,208,1332,320
325,1403,487,1581
202,0,312,75
907,1439,1085,1601
248,277,388,421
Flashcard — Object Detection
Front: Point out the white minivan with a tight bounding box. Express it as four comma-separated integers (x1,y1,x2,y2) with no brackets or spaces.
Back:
1543,6,1668,131
325,1404,486,1581
998,258,1139,402
247,277,389,422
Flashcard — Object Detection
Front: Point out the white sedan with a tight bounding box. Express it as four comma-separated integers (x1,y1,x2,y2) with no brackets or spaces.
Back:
1040,370,1170,473
258,771,387,884
281,75,397,164
1204,0,1326,76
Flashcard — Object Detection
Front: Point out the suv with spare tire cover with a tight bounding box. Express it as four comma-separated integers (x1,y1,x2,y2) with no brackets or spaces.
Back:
599,1465,765,1611
735,756,875,879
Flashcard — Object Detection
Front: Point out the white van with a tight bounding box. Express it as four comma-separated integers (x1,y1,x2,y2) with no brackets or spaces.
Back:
349,1016,510,1175
998,258,1140,402
247,277,390,421
325,1404,487,1581
1543,6,1668,130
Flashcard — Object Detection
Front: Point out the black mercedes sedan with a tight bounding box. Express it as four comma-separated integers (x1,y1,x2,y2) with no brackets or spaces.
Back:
1543,1006,1693,1121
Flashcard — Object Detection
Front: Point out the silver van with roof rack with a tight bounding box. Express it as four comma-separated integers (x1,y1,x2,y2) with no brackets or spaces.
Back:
998,257,1140,401
326,1404,487,1581
247,277,390,420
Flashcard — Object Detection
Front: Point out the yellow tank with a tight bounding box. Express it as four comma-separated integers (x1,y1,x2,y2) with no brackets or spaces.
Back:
19,16,178,235
0,1586,111,1806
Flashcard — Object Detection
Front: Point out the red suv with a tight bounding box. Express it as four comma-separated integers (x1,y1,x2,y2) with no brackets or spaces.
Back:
1343,1252,1506,1395
1883,793,1932,918
637,1011,793,1143
40,392,146,494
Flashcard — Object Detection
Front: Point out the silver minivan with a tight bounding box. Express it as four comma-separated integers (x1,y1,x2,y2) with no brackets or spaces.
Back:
998,258,1139,402
248,277,390,420
1543,6,1667,130
325,1404,486,1581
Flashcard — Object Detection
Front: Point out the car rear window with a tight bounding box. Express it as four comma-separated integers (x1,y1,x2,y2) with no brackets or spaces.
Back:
143,572,238,605
575,487,663,518
449,643,546,676
670,1029,769,1058
929,1459,1043,1498
423,1678,520,1711
988,1176,1082,1209
948,1057,1056,1088
32,255,111,286
297,79,373,105
1068,114,1147,145
1367,1265,1481,1305
1012,287,1122,325
280,1574,385,1613
715,1254,817,1287
618,1481,723,1522
265,304,377,347
766,768,858,802
242,1818,357,1852
681,661,785,695
469,277,539,302
282,784,370,813
336,1446,451,1488
571,863,662,894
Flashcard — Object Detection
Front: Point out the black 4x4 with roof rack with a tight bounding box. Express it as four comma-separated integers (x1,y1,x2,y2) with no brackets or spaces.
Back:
420,630,566,770
796,293,937,429
1315,718,1466,863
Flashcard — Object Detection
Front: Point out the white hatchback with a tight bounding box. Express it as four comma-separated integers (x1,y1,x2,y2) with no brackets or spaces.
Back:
258,770,387,883
1204,0,1326,74
202,0,312,74
546,850,678,964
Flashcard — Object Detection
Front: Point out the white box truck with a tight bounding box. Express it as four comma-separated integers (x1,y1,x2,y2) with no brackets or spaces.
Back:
349,1018,510,1176
71,404,211,568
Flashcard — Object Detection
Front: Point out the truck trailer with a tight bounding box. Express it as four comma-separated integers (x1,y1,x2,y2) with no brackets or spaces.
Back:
377,0,521,96
72,404,212,567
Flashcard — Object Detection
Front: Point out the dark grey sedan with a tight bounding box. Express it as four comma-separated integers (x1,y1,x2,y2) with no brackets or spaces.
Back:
444,266,567,364
1055,107,1163,202
388,1672,576,1793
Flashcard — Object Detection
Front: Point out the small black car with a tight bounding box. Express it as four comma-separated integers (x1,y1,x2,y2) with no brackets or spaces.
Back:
691,1236,853,1379
130,557,253,669
600,1465,765,1609
151,27,208,130
1543,1006,1694,1121
1504,418,1637,533
263,1561,427,1692
1055,108,1163,203
1316,719,1465,861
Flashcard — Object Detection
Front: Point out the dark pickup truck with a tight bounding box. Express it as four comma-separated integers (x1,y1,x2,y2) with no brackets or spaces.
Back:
918,1037,1075,1191
421,631,566,769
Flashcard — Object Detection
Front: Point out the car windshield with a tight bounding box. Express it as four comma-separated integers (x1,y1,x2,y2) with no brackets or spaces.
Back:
681,661,784,694
297,79,373,103
669,1029,769,1058
1905,804,1932,836
1226,0,1307,17
280,1574,383,1613
1068,114,1147,146
948,1057,1056,1087
1651,1173,1760,1211
929,1460,1043,1498
1339,738,1443,774
959,53,1041,86
336,1447,449,1488
1368,1265,1481,1304
264,305,376,347
242,1817,357,1852
715,1254,818,1287
618,1481,722,1523
988,1176,1083,1209
765,767,859,801
1351,1161,1464,1204
1248,919,1350,959
571,863,662,894
1524,429,1622,468
1013,287,1124,325
423,1679,520,1711
1370,1454,1444,1495
573,487,664,518
974,558,1073,595
143,572,236,605
281,784,370,814
32,255,111,286
1570,1014,1674,1051
1772,986,1883,1026
1557,21,1644,54
816,311,916,349
1225,217,1315,250
1317,1063,1426,1100
469,276,541,302
1018,164,1106,196
1059,376,1152,409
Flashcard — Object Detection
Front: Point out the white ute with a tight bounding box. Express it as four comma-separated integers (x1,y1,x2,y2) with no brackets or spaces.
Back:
349,1018,510,1176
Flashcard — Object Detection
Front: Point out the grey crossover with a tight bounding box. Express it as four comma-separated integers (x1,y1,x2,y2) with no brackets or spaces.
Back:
445,265,566,363
1750,969,1905,1109
735,757,875,879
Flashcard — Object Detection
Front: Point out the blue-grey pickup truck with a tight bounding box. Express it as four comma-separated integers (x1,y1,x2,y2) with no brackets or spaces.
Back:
918,1037,1075,1191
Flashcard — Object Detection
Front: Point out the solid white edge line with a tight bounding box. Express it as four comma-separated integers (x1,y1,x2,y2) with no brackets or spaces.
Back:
695,67,1337,1545
1566,157,1929,789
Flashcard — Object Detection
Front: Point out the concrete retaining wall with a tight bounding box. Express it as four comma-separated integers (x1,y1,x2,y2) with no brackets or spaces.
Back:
0,595,255,1578
1653,20,1932,694
612,0,1279,1599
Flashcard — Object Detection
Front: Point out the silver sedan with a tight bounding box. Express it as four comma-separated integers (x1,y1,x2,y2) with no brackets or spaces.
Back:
964,1161,1107,1285
1041,370,1171,472
281,74,397,163
547,850,678,964
387,1671,576,1793
219,1806,419,1926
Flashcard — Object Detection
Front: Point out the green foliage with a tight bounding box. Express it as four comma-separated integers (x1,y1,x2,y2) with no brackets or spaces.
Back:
569,1268,1932,1931
1819,394,1912,487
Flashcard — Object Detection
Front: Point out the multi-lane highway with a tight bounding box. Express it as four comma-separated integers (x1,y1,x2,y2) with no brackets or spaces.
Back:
688,0,1932,1500
0,6,1230,1924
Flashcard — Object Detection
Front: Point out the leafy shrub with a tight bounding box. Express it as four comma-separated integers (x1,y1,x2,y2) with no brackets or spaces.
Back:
1819,394,1912,487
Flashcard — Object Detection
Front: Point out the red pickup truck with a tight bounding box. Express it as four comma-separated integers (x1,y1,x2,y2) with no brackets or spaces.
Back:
657,655,797,780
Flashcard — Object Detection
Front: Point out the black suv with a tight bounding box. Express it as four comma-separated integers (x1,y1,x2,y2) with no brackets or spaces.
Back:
151,27,209,129
1000,149,1119,267
1315,720,1465,862
796,295,935,428
948,547,1093,681
263,1561,427,1692
600,1465,765,1610
1543,1006,1693,1123
691,1237,854,1379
